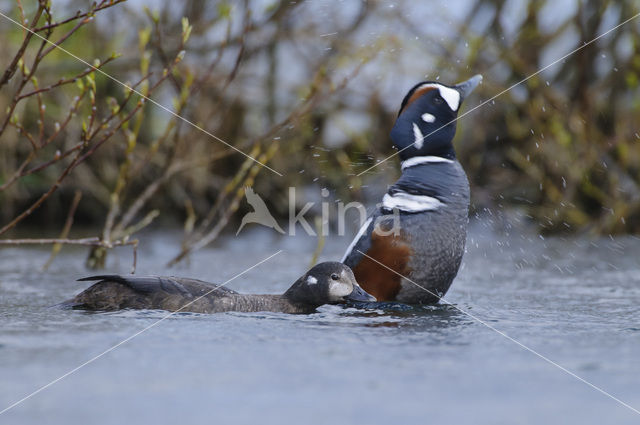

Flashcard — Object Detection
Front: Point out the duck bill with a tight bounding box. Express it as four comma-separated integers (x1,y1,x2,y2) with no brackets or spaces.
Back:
346,284,376,302
454,74,482,100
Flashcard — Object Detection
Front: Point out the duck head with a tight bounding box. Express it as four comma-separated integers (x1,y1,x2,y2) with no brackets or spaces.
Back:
284,262,375,307
391,74,482,161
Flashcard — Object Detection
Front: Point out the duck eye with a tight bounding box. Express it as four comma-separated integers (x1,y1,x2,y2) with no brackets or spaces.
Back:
433,96,443,105
330,273,340,281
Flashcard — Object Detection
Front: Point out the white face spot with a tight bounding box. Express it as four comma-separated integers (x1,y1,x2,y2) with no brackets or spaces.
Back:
421,112,436,123
306,275,318,285
412,123,424,149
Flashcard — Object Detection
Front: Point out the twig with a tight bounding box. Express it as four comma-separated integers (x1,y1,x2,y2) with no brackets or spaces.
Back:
32,0,126,33
42,190,82,271
0,237,101,245
0,236,138,274
167,142,279,266
0,2,44,87
16,56,118,100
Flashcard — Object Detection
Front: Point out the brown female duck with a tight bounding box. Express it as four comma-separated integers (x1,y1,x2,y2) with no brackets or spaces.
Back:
63,262,375,314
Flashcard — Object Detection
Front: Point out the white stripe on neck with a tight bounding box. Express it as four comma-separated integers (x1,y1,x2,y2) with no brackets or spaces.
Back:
382,192,443,213
401,156,453,170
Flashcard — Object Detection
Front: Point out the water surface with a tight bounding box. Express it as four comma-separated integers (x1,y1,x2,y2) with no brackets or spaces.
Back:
1,223,639,424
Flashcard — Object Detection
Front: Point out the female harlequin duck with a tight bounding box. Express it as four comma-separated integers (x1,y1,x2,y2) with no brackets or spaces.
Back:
342,75,482,304
63,262,375,314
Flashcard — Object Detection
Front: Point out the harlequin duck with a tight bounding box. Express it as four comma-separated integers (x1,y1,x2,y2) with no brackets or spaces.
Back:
62,262,375,314
342,75,482,304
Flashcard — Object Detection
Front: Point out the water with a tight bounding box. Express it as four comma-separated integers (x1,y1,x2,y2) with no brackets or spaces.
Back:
1,223,640,424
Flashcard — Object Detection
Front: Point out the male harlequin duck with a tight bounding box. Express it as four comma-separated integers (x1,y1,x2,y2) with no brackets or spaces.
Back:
62,262,375,314
342,75,482,304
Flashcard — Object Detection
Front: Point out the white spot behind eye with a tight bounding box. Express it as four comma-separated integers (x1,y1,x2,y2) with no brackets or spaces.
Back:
421,113,436,123
412,123,424,149
306,276,318,285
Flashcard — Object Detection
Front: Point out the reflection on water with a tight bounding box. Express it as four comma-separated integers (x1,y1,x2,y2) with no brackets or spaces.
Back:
1,223,640,424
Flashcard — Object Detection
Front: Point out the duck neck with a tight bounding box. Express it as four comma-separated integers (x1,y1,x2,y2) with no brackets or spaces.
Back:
281,286,322,313
381,157,469,213
282,295,319,314
393,157,458,197
242,293,318,314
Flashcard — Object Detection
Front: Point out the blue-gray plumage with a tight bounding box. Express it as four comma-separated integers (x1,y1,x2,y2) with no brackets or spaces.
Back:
342,75,481,303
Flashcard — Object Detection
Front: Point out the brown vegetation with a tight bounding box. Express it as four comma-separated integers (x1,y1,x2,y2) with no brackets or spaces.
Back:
1,0,639,270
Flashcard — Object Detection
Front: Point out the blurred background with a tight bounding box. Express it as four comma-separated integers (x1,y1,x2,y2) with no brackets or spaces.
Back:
1,0,639,266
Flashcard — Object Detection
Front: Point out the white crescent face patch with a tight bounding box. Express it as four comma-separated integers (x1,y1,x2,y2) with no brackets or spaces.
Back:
418,83,461,111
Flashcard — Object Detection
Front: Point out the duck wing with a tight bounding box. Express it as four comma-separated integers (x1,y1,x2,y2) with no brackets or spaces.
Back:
77,275,237,296
66,275,238,312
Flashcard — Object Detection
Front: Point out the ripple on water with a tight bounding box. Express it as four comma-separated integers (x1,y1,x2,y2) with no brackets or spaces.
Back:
1,228,640,424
